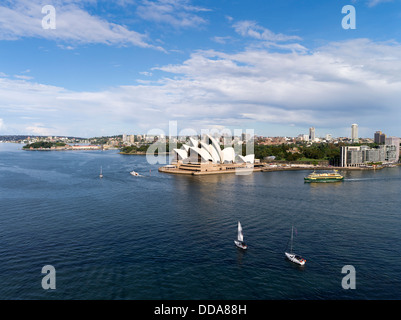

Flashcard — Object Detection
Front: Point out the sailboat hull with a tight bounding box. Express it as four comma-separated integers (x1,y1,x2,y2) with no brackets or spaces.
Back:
234,240,247,250
285,252,306,266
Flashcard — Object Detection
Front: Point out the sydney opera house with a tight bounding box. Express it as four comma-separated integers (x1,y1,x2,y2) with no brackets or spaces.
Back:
159,134,258,175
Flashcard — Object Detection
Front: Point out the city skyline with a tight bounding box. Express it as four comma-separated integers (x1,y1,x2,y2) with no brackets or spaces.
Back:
2,123,399,141
1,1,401,138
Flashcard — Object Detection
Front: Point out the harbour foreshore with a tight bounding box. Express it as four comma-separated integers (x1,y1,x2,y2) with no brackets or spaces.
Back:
159,162,399,175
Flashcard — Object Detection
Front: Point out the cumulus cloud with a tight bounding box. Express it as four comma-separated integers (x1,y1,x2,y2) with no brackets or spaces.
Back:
1,38,401,136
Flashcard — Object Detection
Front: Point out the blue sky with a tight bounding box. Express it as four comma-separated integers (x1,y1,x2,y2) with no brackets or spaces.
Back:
1,0,401,138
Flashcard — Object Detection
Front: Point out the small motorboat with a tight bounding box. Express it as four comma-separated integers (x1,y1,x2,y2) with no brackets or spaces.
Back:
234,221,248,250
130,170,140,176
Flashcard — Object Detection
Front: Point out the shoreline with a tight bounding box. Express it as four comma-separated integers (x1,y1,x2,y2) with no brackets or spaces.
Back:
119,151,171,155
159,163,400,176
261,165,395,172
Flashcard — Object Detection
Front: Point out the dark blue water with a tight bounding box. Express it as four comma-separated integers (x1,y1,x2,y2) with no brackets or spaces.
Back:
0,143,400,300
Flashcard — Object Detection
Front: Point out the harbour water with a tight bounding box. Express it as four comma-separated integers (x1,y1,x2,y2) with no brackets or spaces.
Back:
0,143,400,299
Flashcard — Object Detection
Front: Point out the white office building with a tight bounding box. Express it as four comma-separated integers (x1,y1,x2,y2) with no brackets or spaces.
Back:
351,124,358,143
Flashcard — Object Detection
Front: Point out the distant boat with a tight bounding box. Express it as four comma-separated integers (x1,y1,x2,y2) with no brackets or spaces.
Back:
234,221,248,250
285,226,305,266
99,166,103,178
130,170,140,176
304,170,343,183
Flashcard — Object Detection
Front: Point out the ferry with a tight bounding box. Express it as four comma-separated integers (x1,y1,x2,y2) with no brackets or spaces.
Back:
304,170,344,183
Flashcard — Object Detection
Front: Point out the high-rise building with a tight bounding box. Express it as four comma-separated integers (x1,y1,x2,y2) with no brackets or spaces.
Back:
385,136,400,161
351,124,358,143
374,131,386,144
309,127,315,142
374,131,381,143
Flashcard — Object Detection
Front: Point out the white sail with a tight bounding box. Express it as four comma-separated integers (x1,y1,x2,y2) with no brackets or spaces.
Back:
237,221,244,242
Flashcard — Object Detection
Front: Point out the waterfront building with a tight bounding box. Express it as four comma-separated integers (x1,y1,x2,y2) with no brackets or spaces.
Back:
385,145,398,162
351,124,358,143
385,136,400,160
374,131,386,144
173,134,245,164
160,134,256,175
341,146,362,167
341,144,398,167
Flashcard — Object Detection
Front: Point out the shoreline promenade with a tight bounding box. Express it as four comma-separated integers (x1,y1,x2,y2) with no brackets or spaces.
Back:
159,162,399,176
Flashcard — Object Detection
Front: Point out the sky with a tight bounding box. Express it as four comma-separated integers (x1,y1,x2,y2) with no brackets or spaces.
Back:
1,0,401,138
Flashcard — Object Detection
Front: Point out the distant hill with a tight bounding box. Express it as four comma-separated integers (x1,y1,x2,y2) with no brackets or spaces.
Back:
0,135,84,141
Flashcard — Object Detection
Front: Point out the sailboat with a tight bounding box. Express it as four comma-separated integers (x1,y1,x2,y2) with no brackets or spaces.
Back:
99,166,103,178
234,221,248,250
285,226,306,266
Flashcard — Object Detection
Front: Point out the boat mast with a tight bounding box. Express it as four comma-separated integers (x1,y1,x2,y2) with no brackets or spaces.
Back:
290,226,293,253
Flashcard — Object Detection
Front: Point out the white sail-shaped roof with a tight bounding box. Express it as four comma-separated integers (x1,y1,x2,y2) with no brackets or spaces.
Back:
173,135,255,165
208,144,221,163
244,154,255,164
206,134,222,163
237,154,255,164
200,141,220,163
188,147,213,163
199,141,210,152
236,155,246,163
173,149,188,160
188,137,199,148
221,147,235,163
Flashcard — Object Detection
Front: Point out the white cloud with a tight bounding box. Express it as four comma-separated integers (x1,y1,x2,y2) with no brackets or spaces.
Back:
57,44,75,50
366,0,394,7
212,36,232,44
0,0,163,50
1,38,401,136
136,0,211,28
233,20,302,42
14,75,34,80
25,123,55,136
